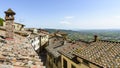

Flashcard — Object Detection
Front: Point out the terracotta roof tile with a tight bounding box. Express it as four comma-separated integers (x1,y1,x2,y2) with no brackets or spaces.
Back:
0,30,45,68
73,40,120,67
59,41,87,59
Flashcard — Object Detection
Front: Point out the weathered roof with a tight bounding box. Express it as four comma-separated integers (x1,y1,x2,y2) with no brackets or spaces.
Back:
59,40,88,59
73,40,120,68
0,30,45,68
38,29,49,35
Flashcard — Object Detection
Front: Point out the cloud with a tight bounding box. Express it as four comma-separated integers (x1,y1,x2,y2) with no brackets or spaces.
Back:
60,21,71,25
114,16,120,19
64,16,74,19
59,16,74,25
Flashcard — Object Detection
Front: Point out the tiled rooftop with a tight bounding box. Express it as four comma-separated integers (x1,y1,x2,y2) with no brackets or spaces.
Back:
38,29,49,35
0,30,45,68
73,40,120,68
59,40,87,59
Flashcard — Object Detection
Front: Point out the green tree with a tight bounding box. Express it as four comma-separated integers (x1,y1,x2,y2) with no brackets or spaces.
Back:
0,18,4,26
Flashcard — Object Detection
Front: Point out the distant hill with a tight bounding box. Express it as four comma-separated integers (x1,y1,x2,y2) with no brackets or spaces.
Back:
44,28,77,33
44,28,120,42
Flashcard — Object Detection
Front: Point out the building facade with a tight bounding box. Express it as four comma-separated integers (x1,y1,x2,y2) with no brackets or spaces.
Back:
27,28,49,55
14,23,25,31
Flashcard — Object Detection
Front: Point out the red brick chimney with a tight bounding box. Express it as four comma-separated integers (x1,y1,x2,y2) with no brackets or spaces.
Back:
94,35,98,42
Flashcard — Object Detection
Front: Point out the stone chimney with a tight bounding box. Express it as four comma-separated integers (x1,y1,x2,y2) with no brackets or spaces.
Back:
94,35,98,42
5,8,16,39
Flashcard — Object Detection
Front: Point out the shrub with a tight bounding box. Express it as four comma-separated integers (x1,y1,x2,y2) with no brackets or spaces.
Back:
0,18,4,26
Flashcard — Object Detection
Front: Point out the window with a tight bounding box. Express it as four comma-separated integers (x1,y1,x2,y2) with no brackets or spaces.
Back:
63,59,67,68
54,58,56,63
54,58,57,66
71,64,76,68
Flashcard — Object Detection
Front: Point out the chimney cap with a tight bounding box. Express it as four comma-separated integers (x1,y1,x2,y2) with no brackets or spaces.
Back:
94,35,97,37
5,8,16,15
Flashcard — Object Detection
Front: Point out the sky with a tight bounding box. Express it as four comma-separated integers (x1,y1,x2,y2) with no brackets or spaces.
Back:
0,0,120,30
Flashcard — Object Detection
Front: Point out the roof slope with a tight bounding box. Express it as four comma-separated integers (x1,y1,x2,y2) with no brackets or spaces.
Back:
59,40,88,59
0,30,45,68
73,40,120,68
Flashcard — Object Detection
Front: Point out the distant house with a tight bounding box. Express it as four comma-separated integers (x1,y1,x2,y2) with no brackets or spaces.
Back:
14,22,25,31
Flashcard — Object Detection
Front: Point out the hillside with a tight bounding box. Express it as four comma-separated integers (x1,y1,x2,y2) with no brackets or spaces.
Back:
45,29,120,42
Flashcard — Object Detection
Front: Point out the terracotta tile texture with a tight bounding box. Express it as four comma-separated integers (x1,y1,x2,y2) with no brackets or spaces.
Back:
0,30,46,68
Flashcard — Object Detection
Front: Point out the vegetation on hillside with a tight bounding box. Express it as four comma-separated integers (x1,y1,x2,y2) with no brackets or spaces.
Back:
45,29,120,42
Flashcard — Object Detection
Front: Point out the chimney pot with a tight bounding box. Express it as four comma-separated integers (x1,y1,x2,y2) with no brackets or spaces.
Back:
94,35,98,42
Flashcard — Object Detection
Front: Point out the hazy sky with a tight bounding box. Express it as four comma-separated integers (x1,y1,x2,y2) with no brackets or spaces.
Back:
0,0,120,29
